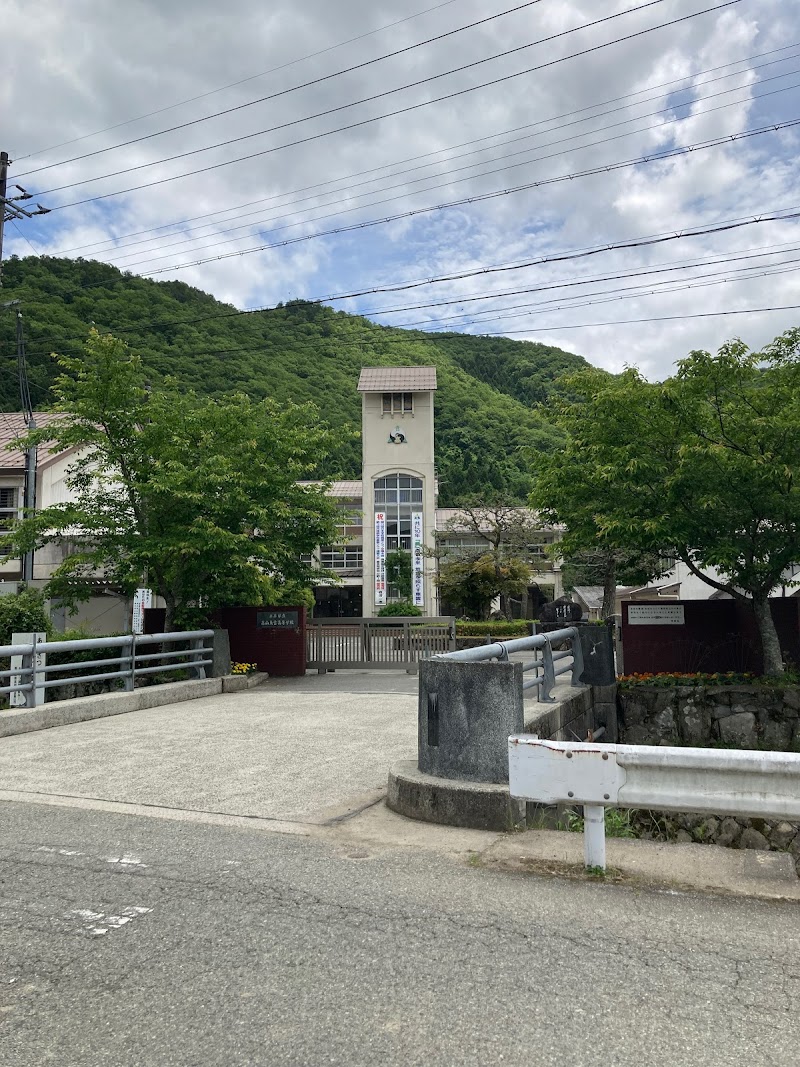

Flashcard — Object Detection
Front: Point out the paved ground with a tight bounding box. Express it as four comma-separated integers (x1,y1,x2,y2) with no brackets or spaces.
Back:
0,672,578,825
2,800,799,1067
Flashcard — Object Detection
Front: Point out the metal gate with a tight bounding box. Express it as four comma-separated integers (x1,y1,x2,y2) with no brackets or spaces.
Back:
305,617,456,672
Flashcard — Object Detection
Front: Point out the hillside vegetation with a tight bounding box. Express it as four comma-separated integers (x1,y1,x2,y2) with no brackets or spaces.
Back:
0,256,589,505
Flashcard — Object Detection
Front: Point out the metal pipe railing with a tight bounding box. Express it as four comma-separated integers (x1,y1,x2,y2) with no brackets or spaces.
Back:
0,629,215,708
433,626,583,703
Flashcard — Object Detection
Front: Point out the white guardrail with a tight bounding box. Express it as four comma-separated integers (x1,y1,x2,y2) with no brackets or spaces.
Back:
0,630,214,708
508,736,800,870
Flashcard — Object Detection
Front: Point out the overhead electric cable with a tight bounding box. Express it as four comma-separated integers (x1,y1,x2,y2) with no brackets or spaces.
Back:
50,41,800,258
11,1,547,180
119,119,800,278
106,77,800,271
36,0,737,208
12,0,463,162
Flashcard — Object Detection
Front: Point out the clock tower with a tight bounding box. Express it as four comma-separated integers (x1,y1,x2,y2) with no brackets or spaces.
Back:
357,367,437,617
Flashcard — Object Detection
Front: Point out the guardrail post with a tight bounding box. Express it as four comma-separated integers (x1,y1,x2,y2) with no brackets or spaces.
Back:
188,637,206,680
583,804,606,870
124,634,136,692
12,632,46,708
540,641,556,702
570,628,585,686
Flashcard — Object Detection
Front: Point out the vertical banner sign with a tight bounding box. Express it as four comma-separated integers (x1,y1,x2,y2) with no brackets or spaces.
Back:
375,512,387,606
132,588,153,634
412,511,424,608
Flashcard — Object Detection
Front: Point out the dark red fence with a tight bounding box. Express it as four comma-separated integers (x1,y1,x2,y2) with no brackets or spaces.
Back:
218,606,307,676
620,599,800,676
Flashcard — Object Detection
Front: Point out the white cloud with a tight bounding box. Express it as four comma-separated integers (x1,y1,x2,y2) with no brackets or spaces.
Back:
3,0,799,381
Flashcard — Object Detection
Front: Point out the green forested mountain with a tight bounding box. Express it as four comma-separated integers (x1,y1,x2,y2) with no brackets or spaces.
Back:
0,256,590,505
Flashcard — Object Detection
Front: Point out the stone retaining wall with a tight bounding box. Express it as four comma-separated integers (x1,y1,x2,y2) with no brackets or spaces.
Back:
618,684,800,873
619,685,800,750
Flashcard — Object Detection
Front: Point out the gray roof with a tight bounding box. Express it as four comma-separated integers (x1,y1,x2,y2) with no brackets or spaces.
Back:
357,367,437,392
572,586,605,610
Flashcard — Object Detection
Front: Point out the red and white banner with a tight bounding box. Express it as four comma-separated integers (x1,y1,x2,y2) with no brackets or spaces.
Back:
412,511,424,608
375,512,387,606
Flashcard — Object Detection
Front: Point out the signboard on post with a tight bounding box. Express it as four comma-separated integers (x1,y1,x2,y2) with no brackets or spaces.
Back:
375,511,387,607
412,511,424,609
132,588,153,634
10,631,46,708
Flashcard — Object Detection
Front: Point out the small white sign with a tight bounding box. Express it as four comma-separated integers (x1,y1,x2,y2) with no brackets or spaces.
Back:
10,631,47,708
412,511,424,609
132,588,153,634
628,604,685,626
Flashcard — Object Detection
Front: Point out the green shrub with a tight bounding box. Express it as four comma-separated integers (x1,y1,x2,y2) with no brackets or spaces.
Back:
455,620,531,637
0,587,52,645
377,602,423,617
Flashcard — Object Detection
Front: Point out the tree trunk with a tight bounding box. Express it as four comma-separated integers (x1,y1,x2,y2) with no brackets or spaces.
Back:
163,593,177,633
601,555,617,621
752,594,784,675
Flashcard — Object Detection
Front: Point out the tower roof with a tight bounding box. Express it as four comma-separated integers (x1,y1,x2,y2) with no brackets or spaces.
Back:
357,366,437,392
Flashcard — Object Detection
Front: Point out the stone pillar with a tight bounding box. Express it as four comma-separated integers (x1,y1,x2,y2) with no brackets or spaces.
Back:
418,659,523,783
210,629,231,678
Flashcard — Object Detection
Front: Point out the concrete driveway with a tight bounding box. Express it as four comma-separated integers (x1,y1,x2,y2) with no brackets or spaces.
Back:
0,672,419,825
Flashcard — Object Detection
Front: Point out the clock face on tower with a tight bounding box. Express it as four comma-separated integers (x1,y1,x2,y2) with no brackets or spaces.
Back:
388,427,406,444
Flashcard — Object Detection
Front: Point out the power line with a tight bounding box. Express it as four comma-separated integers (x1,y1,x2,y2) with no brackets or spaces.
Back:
119,119,800,278
37,1,737,209
5,212,800,357
11,1,547,180
50,42,800,259
11,0,462,163
106,75,800,272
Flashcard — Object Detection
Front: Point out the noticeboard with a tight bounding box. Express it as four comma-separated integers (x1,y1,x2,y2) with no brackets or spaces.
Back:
628,604,685,626
256,609,300,630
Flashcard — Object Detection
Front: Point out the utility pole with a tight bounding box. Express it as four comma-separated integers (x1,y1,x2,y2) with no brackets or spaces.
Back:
1,297,37,582
0,149,51,288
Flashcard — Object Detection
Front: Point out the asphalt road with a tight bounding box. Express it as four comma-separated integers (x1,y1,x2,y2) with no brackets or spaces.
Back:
2,801,799,1067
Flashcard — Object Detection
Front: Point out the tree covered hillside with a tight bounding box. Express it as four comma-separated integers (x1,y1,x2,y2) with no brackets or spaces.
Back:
0,256,590,505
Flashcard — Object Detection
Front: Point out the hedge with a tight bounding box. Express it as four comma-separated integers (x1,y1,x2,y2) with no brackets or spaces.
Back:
455,620,533,638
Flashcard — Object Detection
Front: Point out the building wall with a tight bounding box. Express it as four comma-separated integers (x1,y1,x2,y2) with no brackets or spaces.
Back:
361,389,437,617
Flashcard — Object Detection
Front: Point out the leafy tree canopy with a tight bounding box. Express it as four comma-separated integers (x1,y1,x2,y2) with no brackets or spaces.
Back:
0,256,589,505
531,330,800,673
0,330,346,628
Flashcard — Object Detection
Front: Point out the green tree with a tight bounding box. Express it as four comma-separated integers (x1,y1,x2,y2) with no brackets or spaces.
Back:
386,549,413,601
1,331,345,629
532,330,800,674
0,587,52,645
435,553,532,620
434,498,541,618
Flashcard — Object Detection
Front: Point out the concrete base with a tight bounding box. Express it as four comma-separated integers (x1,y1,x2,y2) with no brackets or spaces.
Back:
0,678,224,738
221,671,269,693
388,760,528,832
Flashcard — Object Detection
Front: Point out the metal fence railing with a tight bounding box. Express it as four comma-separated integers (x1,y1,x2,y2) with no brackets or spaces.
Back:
0,630,215,708
433,626,584,702
306,617,456,672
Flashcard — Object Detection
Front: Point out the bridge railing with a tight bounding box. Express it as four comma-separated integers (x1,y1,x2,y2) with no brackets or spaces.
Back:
0,630,215,708
509,736,800,870
434,625,583,702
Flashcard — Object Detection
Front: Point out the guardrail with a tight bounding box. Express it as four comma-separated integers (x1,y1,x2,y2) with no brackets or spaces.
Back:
0,630,214,708
434,626,583,702
306,617,456,672
508,736,800,870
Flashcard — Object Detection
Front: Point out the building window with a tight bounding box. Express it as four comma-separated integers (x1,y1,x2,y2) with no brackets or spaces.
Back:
382,392,413,415
374,474,422,552
0,487,19,558
320,546,363,570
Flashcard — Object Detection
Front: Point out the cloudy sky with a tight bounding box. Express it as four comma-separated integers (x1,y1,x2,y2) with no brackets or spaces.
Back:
3,0,799,379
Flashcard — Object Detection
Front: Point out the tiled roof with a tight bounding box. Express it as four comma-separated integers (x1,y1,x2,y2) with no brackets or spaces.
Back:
298,480,363,498
0,412,64,469
357,367,437,392
434,506,555,531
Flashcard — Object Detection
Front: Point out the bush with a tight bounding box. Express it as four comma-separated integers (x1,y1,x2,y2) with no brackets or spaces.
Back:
455,620,532,637
377,602,423,617
0,587,52,645
618,671,758,687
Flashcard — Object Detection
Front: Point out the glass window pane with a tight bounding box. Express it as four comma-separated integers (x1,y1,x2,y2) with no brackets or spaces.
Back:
403,393,413,411
399,489,411,502
382,393,391,413
411,489,423,503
